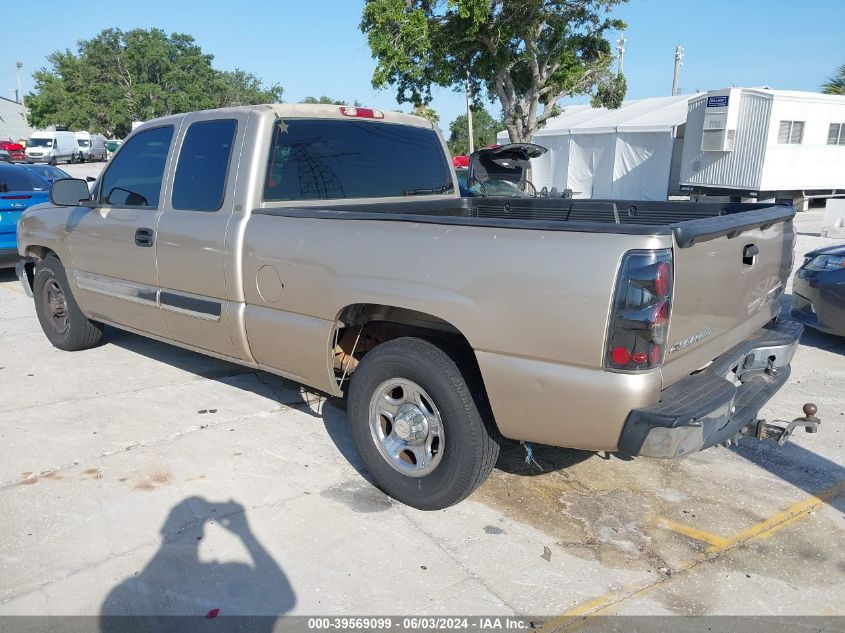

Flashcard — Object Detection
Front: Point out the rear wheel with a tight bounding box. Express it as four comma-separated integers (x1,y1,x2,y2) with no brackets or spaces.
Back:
33,254,103,351
347,337,499,510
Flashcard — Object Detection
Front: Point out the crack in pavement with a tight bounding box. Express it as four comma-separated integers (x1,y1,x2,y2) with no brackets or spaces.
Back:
394,503,522,619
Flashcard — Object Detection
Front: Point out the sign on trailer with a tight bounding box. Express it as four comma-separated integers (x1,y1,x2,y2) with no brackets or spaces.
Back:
706,95,729,108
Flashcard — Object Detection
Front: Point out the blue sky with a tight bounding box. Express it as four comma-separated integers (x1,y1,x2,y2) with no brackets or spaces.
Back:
2,0,843,133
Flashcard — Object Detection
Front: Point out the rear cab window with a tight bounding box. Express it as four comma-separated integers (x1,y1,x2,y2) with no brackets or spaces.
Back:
172,119,238,212
263,119,453,201
99,126,174,208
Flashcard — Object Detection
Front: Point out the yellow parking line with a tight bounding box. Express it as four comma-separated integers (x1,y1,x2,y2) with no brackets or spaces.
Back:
707,479,845,552
654,517,729,549
541,479,845,632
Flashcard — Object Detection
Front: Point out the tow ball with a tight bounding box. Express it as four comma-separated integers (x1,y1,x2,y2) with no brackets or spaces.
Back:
741,403,821,446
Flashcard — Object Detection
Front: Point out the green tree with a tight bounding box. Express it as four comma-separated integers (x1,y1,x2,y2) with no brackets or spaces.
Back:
26,28,282,138
823,64,845,95
361,0,626,143
412,104,440,123
302,95,363,106
448,107,501,155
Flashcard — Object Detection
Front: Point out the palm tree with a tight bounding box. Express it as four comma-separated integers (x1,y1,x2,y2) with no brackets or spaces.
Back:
822,64,845,95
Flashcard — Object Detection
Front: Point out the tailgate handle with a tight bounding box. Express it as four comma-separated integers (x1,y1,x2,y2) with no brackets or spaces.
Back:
743,243,759,265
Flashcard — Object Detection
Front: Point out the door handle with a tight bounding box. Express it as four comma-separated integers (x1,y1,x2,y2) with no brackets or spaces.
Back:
135,228,155,248
743,243,759,265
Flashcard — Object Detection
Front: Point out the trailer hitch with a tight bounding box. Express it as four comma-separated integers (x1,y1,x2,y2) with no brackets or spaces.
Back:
741,403,821,446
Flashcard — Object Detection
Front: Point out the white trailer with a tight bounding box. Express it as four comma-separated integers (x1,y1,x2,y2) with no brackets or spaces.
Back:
680,88,845,206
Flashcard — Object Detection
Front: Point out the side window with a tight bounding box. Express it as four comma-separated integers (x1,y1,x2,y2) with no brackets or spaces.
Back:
100,126,174,208
172,119,237,212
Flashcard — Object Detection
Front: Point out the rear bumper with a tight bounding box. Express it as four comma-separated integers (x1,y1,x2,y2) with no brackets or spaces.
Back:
618,320,803,457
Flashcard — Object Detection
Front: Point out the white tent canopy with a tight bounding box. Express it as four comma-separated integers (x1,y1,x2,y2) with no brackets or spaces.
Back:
497,95,695,200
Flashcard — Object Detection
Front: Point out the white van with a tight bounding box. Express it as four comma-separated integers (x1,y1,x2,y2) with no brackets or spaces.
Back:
75,131,108,162
25,130,79,165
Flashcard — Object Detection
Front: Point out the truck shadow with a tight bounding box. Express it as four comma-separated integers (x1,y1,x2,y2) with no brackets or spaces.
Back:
106,327,595,484
100,496,295,630
799,327,845,356
732,440,845,514
107,327,325,417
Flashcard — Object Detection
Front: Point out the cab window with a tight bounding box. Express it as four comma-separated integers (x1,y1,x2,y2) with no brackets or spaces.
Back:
172,119,237,212
99,126,174,208
263,119,453,201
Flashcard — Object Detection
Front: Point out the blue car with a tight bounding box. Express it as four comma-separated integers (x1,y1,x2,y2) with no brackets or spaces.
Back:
0,163,51,268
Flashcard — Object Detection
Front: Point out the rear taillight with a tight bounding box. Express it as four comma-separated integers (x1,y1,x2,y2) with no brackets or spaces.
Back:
339,106,384,119
605,249,674,372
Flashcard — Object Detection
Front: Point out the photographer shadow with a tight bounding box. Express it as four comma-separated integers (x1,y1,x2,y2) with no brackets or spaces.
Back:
100,496,295,632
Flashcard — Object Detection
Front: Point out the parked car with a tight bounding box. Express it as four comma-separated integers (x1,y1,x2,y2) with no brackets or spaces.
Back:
455,167,530,198
15,104,809,510
458,143,547,197
21,163,71,183
25,130,79,165
75,131,108,162
0,140,26,162
791,244,845,337
0,163,50,267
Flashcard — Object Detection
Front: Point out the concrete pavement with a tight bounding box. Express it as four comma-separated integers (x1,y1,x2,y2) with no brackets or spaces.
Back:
0,197,843,625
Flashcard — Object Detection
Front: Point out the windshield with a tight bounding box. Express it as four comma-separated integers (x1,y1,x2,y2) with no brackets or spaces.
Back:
28,138,53,148
77,139,90,147
0,166,49,192
24,164,69,181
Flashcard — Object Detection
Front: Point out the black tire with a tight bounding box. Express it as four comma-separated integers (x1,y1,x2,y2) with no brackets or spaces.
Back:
33,254,103,351
347,337,499,510
49,157,57,166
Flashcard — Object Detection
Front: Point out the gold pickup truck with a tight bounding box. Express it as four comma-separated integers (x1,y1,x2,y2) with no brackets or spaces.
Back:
15,104,808,509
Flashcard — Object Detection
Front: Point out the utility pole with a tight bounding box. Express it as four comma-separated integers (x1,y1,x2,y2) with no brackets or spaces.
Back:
465,69,474,154
671,45,684,96
615,32,627,76
15,61,24,105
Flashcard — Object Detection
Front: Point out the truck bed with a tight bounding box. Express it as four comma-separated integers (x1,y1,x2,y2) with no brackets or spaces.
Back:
254,198,795,247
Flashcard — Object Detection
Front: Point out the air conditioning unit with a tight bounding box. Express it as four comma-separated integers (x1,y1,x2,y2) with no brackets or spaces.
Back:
701,89,739,152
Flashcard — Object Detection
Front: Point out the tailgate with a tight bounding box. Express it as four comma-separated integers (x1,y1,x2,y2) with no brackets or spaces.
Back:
661,207,795,387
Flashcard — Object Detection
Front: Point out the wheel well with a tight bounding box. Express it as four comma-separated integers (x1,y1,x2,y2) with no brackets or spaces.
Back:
332,303,485,392
19,247,55,291
24,246,53,261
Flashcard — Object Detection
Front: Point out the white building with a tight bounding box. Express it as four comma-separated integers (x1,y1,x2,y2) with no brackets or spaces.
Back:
680,88,845,201
497,94,694,200
506,88,845,203
0,96,33,142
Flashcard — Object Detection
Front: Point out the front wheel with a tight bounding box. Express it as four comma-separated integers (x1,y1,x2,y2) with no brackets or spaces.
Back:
49,157,57,166
33,254,103,351
347,337,499,510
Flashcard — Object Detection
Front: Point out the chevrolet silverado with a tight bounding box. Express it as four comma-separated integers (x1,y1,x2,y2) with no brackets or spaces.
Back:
15,104,809,509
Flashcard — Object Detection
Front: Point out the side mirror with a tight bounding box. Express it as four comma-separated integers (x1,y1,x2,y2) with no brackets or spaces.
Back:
50,178,92,206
